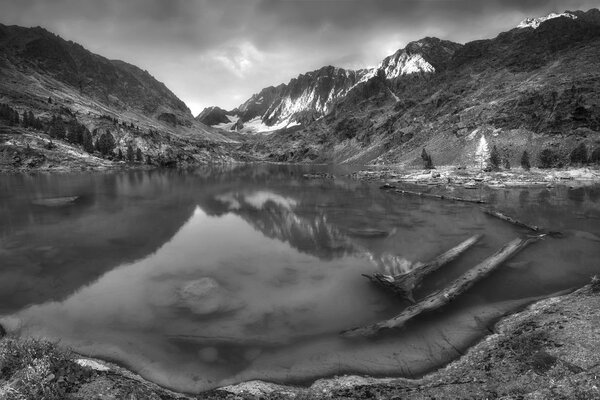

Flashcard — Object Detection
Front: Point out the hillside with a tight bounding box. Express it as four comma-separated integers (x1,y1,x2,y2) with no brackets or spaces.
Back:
243,9,600,168
0,24,243,171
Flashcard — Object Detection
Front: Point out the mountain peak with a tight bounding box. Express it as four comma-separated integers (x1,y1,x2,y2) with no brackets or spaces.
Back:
517,11,577,29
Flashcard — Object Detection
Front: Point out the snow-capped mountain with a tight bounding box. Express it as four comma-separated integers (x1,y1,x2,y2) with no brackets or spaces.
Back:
376,37,461,79
197,37,462,134
517,11,577,29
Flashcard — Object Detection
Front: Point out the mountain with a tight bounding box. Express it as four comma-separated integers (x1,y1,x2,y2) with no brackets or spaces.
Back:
0,24,241,171
199,38,462,134
243,9,600,167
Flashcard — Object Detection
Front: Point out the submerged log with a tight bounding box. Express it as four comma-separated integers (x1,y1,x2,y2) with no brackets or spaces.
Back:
482,209,563,238
364,234,483,302
387,188,487,204
342,236,540,338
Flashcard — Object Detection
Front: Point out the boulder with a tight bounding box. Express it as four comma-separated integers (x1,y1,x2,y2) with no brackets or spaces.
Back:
178,277,242,316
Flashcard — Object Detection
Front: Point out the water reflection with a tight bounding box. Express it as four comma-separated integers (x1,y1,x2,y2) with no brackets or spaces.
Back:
0,167,599,392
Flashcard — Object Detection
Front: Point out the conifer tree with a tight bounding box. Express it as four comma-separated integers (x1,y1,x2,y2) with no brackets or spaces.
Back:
489,145,501,170
126,144,134,163
520,150,531,171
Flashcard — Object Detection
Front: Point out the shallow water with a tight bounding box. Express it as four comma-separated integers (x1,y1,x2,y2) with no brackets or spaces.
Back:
0,165,599,392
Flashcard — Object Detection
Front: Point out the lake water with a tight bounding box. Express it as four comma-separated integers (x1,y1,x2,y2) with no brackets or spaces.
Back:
1,165,599,392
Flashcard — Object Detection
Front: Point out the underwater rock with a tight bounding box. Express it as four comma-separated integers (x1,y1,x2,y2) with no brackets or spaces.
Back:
178,277,242,316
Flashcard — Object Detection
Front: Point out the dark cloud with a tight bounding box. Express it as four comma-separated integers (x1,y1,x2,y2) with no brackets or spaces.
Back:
0,0,597,114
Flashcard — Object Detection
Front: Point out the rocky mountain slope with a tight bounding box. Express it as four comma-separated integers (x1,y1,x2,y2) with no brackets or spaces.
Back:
0,24,242,171
243,9,600,168
198,38,461,134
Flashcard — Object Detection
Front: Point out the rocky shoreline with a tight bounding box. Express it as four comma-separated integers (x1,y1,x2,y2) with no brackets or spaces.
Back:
351,165,600,189
1,280,598,399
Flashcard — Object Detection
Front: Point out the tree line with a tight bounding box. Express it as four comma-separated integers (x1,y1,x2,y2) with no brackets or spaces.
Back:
421,143,600,171
0,103,152,164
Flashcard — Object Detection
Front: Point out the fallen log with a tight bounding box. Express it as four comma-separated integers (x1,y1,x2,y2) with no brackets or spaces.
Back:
389,188,486,204
363,234,483,302
342,236,540,338
482,209,563,238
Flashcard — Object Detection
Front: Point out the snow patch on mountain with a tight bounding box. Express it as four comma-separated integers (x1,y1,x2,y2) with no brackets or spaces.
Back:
379,53,435,79
238,117,299,135
517,12,577,29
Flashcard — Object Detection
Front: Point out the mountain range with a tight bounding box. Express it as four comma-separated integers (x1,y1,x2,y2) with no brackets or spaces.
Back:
1,9,599,170
197,37,462,134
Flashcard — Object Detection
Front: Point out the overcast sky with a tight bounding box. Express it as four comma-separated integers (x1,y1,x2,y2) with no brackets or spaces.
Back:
1,0,598,115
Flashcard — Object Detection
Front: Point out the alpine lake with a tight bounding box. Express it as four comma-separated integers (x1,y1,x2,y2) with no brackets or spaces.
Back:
1,164,599,393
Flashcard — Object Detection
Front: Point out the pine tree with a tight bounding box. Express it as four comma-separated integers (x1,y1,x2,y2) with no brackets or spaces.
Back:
82,130,94,153
117,148,123,160
126,144,134,163
590,147,600,165
520,151,531,171
48,116,66,139
538,148,558,169
136,148,143,163
489,145,501,170
569,143,588,165
97,132,116,156
421,148,434,169
146,154,151,165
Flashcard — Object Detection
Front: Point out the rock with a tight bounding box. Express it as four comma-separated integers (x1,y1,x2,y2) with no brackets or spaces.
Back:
178,277,242,315
75,358,110,372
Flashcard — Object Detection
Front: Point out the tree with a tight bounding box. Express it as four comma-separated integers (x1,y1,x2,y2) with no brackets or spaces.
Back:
126,144,134,163
146,154,151,165
136,148,143,163
590,147,600,165
82,130,94,153
117,148,123,160
569,143,588,165
520,150,531,171
97,132,116,156
67,120,84,144
503,157,510,170
48,116,66,139
421,148,434,169
474,135,490,170
538,148,559,169
489,145,501,170
0,104,19,125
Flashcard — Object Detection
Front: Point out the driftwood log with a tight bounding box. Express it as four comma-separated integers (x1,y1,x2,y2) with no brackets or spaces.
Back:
363,234,483,303
341,236,541,338
482,209,563,238
384,187,487,204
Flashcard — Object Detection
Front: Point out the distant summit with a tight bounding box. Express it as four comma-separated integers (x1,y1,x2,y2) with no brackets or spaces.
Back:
517,11,577,29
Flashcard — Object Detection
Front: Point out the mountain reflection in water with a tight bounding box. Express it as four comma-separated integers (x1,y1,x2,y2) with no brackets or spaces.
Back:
0,166,599,392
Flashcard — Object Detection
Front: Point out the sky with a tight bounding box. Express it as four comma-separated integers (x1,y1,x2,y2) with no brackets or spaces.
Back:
1,0,598,115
